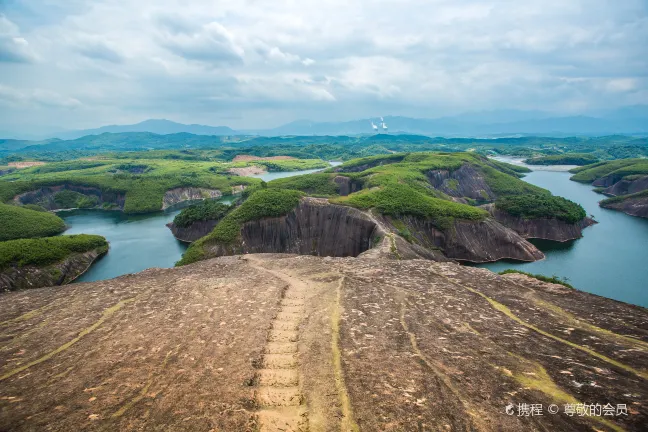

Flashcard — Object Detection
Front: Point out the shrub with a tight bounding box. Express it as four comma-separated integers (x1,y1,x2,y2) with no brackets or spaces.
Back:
54,190,98,208
499,269,574,289
524,154,598,166
0,203,66,241
173,200,231,228
0,234,108,270
495,194,586,223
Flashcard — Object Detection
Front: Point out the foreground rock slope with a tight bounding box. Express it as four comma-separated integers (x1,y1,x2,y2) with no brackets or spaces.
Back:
0,254,646,431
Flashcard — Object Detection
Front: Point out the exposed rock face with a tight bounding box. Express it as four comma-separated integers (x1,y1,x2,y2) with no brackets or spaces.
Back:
205,198,379,258
426,163,495,201
484,204,596,242
333,175,361,196
0,249,105,292
332,155,405,173
14,185,125,210
166,219,220,243
200,198,544,263
161,188,222,210
381,214,544,263
601,194,648,218
603,175,648,196
0,254,645,431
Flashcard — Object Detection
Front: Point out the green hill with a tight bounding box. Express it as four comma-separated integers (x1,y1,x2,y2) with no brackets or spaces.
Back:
0,203,66,241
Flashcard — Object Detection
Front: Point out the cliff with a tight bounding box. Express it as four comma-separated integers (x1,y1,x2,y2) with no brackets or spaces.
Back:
161,187,222,210
601,174,648,196
0,254,645,431
166,219,220,243
14,185,126,210
484,204,596,242
0,248,105,292
426,163,496,202
198,198,544,263
601,191,648,218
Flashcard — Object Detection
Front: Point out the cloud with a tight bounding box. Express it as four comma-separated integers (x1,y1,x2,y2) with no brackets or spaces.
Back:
74,39,124,63
0,15,37,62
0,85,81,108
0,0,646,130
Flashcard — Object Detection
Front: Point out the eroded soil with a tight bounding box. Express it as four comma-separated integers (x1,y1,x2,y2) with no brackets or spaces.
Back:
0,254,646,431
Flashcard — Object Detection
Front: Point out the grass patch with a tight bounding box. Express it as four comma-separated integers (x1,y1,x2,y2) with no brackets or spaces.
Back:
54,190,99,209
495,194,586,223
267,173,340,196
0,203,66,241
0,234,108,270
498,269,574,288
570,158,648,183
332,183,487,230
177,189,304,265
600,189,648,205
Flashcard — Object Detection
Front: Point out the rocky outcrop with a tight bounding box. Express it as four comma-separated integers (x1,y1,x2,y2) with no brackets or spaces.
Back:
426,163,495,202
167,220,220,243
0,249,105,292
380,214,544,263
14,185,125,210
1,255,645,431
200,198,544,264
601,194,648,218
602,175,648,196
161,188,222,210
333,175,361,196
484,204,596,242
204,198,379,258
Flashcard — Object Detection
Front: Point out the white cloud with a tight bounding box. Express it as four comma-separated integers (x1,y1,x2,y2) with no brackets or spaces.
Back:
0,0,646,130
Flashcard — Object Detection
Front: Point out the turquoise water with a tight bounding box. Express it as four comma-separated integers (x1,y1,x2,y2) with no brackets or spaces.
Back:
477,170,648,308
61,197,233,282
61,164,341,282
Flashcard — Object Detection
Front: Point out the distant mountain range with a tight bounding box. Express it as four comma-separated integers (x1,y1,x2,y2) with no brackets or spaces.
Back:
3,106,648,140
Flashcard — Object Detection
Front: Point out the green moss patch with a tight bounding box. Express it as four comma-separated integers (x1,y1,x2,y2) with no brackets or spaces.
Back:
499,269,574,289
0,203,66,241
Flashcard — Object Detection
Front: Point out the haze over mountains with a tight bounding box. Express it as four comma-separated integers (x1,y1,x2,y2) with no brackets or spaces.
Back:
2,106,647,140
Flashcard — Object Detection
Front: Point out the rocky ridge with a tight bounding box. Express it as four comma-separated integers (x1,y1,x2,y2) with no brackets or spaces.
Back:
0,254,645,431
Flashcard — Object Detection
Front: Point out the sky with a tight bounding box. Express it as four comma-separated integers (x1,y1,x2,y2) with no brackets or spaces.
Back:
0,0,647,132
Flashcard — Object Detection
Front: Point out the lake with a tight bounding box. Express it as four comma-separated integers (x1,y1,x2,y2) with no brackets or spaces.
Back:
477,161,648,308
62,164,341,282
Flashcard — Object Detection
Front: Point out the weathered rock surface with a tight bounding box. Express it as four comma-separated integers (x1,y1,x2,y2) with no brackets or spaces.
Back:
602,175,648,196
14,185,125,210
381,214,545,262
333,175,361,196
166,219,220,243
161,187,222,210
205,198,380,258
0,254,645,431
426,163,496,201
484,204,597,242
0,249,105,292
601,194,648,218
200,198,544,263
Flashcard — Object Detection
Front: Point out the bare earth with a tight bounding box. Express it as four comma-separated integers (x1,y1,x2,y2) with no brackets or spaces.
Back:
229,166,268,176
7,161,46,168
0,255,646,431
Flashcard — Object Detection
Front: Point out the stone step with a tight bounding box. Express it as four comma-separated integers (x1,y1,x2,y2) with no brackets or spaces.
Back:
256,387,302,407
257,407,308,432
272,320,300,331
264,342,298,354
267,330,299,343
262,353,299,369
256,369,300,387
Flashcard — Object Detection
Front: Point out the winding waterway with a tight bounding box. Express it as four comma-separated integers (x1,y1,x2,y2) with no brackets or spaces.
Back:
478,160,648,308
62,163,342,283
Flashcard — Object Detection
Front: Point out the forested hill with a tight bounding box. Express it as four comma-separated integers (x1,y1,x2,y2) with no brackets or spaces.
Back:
1,133,647,163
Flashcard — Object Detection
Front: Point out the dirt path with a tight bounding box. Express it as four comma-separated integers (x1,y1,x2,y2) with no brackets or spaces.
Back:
246,257,309,432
